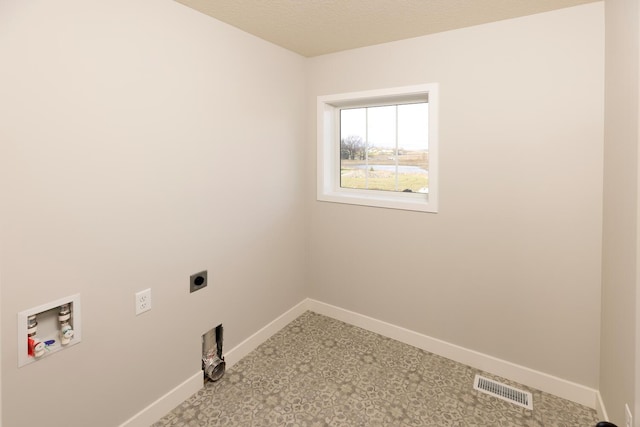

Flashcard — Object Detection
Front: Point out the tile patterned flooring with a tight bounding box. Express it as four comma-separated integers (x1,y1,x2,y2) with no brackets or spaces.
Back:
153,311,600,426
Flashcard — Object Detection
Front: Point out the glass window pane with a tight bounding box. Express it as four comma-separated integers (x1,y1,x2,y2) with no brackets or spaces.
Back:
365,105,397,191
397,102,429,193
340,108,367,190
340,102,429,193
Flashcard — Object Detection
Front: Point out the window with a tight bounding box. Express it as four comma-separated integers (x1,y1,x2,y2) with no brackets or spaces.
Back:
317,84,438,212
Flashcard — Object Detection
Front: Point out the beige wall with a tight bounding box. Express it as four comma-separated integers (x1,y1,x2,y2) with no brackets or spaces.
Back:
307,3,604,388
2,1,627,426
0,1,307,426
601,0,639,424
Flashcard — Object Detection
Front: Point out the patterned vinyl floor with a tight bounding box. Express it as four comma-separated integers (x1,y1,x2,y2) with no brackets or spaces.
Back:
153,311,600,426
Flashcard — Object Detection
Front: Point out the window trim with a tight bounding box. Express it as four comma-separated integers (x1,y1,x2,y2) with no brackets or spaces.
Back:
317,83,439,213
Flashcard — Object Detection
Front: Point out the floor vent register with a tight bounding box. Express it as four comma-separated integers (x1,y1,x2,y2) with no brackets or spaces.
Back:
473,374,533,410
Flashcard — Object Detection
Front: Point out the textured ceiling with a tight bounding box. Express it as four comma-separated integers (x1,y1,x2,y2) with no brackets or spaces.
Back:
175,0,600,57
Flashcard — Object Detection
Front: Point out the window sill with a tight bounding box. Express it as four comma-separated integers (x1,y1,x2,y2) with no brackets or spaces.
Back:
317,188,437,213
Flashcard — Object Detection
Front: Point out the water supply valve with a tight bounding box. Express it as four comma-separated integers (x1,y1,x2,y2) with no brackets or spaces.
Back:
58,304,74,345
18,294,82,367
29,339,45,358
27,315,45,358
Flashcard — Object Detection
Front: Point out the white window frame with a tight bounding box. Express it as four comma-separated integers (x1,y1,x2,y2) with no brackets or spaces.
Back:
317,83,439,213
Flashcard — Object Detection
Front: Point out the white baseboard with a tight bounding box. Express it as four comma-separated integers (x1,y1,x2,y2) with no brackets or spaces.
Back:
119,370,203,427
596,391,609,421
306,298,599,410
225,299,309,368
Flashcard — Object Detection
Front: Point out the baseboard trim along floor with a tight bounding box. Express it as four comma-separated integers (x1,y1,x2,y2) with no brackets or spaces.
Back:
225,299,310,368
122,297,606,425
596,390,609,422
119,371,203,427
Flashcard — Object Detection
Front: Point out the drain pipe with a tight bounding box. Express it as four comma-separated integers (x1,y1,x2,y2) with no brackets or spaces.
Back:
202,324,225,382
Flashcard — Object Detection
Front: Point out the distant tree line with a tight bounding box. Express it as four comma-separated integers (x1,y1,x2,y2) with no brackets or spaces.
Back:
340,135,368,160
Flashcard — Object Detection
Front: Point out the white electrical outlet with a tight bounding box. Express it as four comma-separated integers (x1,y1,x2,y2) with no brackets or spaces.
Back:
626,404,632,427
135,288,152,315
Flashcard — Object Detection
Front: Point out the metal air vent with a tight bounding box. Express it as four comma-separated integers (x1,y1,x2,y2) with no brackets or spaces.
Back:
473,375,533,410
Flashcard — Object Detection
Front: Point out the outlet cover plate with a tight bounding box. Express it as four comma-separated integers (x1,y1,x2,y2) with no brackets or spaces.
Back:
135,288,152,315
190,270,208,293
